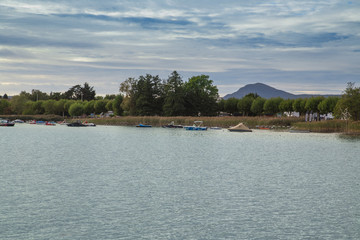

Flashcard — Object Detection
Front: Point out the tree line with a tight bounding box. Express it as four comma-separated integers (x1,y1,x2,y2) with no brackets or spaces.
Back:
1,72,359,120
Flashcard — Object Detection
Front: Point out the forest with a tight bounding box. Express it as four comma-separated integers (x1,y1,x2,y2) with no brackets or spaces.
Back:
1,71,360,121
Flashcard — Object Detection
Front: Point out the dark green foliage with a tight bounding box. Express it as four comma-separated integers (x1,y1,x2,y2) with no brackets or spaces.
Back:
305,96,325,112
318,96,339,114
279,99,294,115
335,82,360,120
224,98,239,114
135,74,164,116
250,97,266,116
0,99,11,114
64,82,96,101
163,71,186,116
183,75,219,116
263,97,283,115
292,98,307,115
237,95,255,116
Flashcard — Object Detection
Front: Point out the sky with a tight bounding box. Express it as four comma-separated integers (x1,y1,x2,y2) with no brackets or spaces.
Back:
1,0,360,97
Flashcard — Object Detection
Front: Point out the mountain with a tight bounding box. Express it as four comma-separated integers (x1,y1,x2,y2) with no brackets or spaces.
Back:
223,83,340,100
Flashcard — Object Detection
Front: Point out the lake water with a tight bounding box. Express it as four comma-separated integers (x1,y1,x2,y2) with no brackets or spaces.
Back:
1,124,360,239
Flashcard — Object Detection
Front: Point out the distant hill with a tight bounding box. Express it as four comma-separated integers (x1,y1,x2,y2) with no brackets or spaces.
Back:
223,83,340,100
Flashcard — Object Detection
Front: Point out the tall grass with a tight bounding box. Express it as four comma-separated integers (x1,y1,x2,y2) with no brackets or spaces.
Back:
84,116,303,128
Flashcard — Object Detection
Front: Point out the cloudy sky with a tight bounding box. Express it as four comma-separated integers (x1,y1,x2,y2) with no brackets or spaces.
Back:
1,0,359,96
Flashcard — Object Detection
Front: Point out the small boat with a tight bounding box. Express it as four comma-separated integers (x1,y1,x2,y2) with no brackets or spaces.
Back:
228,123,252,132
184,121,207,131
0,119,15,127
28,120,37,124
210,127,222,130
67,121,87,127
162,121,183,128
82,121,96,127
14,119,25,123
45,121,56,126
136,123,152,128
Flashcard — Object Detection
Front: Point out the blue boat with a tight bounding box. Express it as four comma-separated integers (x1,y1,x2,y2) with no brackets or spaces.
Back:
184,121,207,131
136,123,152,128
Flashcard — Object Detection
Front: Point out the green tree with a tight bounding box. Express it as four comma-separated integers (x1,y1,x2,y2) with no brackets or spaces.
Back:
263,97,283,115
224,98,239,114
69,102,84,117
106,100,113,111
32,100,45,114
237,95,255,116
305,96,325,120
64,82,95,101
217,99,225,112
119,77,138,115
94,100,108,114
10,94,29,114
54,99,67,117
84,100,95,115
0,99,11,114
135,74,164,116
112,95,124,116
292,98,307,115
22,101,35,115
250,97,266,116
318,97,339,115
184,75,219,116
64,100,76,116
42,100,57,114
163,71,186,116
334,83,360,120
279,99,294,116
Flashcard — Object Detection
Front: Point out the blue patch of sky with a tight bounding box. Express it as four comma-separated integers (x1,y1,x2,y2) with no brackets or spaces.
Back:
0,34,98,48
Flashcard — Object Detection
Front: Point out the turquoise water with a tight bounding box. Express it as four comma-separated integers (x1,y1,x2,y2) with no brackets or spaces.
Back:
1,124,360,239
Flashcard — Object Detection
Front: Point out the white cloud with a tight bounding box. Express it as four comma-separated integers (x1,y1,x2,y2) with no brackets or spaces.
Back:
0,0,359,96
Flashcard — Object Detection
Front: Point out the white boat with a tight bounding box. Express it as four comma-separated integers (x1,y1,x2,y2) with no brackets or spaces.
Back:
184,121,207,131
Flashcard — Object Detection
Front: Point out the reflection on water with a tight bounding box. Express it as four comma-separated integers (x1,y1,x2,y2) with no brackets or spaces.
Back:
337,133,360,142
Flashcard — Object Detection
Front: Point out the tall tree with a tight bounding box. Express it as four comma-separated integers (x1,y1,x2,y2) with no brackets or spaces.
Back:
224,98,239,115
163,71,186,116
112,95,124,116
183,75,219,116
334,82,360,120
135,74,164,116
64,82,95,101
237,95,255,116
263,97,283,115
250,97,266,116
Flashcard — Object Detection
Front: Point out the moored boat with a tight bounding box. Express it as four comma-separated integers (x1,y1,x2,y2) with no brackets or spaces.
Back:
136,123,152,128
184,121,207,131
0,119,15,127
14,119,25,123
162,121,183,128
228,123,252,132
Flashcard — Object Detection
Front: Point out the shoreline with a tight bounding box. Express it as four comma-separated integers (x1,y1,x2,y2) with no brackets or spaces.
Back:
2,115,360,134
0,115,360,135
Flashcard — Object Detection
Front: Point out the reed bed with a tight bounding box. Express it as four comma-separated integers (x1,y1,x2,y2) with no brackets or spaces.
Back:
83,116,303,129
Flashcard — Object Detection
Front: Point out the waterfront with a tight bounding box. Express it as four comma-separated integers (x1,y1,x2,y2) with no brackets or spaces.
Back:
1,124,360,239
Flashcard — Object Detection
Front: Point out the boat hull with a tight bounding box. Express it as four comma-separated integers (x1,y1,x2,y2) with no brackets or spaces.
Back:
184,126,207,131
228,129,252,132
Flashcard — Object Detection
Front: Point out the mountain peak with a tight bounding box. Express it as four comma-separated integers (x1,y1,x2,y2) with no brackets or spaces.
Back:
223,83,295,99
223,83,340,100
